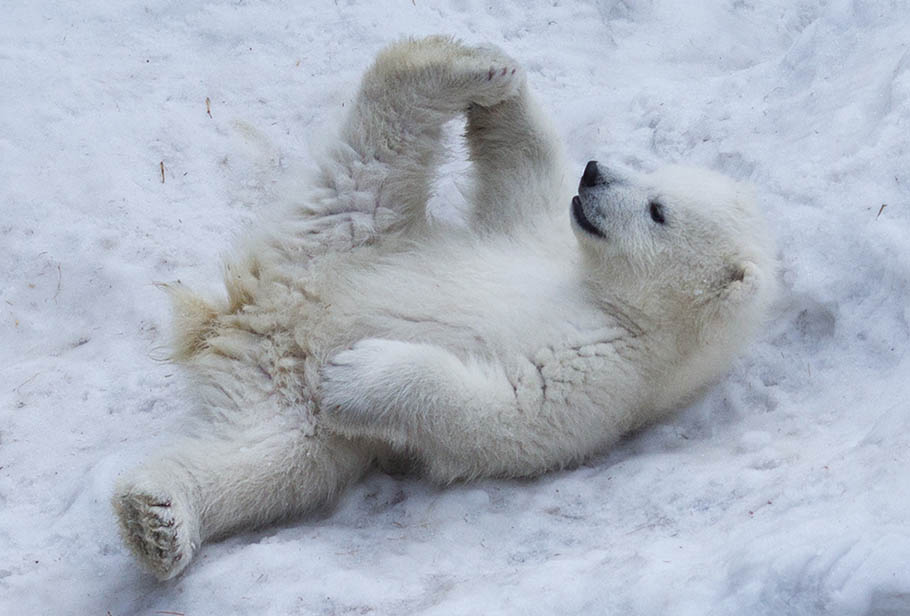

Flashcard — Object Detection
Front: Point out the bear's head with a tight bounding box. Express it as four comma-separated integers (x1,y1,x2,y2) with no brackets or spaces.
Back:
570,161,776,406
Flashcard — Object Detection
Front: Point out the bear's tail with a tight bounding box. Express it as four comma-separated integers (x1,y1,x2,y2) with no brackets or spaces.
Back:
156,282,220,362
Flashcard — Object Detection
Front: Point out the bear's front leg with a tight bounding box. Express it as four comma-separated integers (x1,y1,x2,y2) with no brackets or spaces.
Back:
356,36,525,121
320,339,554,481
319,339,490,448
322,37,526,238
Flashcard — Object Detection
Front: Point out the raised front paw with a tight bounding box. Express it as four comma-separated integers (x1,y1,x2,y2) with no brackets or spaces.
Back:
371,36,525,110
447,44,525,107
113,479,199,580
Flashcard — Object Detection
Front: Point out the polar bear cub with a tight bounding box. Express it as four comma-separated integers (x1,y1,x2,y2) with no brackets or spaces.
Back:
113,36,775,580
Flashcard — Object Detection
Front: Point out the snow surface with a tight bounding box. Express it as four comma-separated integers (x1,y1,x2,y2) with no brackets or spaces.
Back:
2,1,909,614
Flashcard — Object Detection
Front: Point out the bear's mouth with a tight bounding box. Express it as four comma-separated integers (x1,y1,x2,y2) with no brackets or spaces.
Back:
572,196,606,239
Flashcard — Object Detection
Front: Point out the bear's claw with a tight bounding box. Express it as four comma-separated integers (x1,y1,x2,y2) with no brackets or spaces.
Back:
113,485,198,580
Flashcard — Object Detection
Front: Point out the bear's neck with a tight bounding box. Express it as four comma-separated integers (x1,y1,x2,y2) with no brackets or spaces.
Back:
580,261,699,369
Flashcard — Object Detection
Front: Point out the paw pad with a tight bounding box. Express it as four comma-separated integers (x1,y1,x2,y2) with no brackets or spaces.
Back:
114,488,197,580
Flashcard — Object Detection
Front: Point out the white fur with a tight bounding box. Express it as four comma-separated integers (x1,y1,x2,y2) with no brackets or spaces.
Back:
113,36,776,579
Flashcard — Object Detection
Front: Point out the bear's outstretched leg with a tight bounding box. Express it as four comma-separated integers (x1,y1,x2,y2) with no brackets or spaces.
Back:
465,81,568,234
113,428,371,580
309,37,524,237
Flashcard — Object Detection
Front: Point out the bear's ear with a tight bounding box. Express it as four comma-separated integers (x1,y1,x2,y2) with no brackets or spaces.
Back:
720,261,762,306
697,260,767,344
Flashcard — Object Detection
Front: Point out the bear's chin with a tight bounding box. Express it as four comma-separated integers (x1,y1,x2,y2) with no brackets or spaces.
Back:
571,196,606,239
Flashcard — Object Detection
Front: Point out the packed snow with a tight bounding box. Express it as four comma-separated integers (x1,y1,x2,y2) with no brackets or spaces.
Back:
2,1,909,614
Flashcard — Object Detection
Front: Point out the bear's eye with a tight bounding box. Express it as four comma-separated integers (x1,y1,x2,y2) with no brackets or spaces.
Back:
649,200,666,225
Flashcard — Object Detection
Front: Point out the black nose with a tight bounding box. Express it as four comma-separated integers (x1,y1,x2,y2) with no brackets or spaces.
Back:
581,160,604,188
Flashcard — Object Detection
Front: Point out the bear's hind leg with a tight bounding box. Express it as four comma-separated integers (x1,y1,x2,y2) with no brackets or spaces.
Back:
113,428,371,579
313,37,525,237
114,470,200,581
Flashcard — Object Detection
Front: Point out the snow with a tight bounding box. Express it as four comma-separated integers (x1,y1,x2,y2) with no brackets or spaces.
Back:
2,0,909,614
